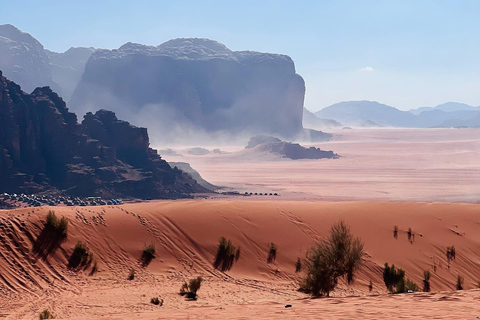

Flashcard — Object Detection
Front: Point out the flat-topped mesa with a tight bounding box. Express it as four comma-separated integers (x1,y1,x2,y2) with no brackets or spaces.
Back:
70,38,305,140
0,72,207,198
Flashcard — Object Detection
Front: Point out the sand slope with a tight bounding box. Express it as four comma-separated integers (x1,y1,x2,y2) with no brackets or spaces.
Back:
1,200,480,319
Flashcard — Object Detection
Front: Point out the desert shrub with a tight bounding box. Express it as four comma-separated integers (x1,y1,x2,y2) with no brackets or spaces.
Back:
267,242,277,263
383,263,405,292
407,227,412,241
150,297,163,306
141,244,156,266
180,276,203,300
89,261,98,276
393,225,398,239
235,247,241,262
33,212,68,259
396,278,419,293
128,269,135,280
422,270,431,292
368,280,373,292
456,275,464,290
447,246,456,262
45,211,68,237
39,309,53,319
295,258,302,273
68,241,91,270
213,237,238,271
300,220,364,296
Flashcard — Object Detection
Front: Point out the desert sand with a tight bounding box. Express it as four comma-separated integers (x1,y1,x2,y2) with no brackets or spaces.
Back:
1,200,480,319
161,128,480,202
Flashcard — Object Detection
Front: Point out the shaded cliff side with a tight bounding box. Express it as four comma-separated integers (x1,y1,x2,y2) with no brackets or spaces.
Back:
0,70,207,198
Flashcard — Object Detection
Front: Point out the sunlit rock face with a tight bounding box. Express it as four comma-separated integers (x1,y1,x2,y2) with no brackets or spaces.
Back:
70,38,305,140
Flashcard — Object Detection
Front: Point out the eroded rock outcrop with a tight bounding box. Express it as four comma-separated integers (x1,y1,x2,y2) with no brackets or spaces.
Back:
246,135,337,160
0,71,207,198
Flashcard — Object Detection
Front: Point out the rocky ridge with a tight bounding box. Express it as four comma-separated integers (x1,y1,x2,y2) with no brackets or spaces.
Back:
0,70,207,198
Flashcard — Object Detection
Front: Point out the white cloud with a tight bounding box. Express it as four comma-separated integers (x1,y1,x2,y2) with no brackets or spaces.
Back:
359,66,374,72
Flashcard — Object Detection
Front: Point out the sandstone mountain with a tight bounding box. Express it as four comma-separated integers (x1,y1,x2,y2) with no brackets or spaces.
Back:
0,24,57,93
0,71,207,198
0,24,95,101
70,38,306,141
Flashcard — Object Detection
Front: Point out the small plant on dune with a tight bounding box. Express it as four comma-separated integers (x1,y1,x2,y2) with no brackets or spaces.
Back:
39,309,54,319
33,211,69,258
396,278,419,294
393,225,398,239
89,261,98,276
407,227,412,241
141,244,156,266
267,242,277,263
368,280,373,292
456,275,464,290
46,211,68,237
150,297,163,306
295,258,302,273
422,270,431,292
235,247,241,262
213,237,238,271
180,277,203,300
383,263,405,293
447,246,456,262
128,268,135,280
300,220,364,297
68,241,92,270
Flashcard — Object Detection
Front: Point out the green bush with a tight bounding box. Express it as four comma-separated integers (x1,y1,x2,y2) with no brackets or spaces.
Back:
300,220,364,296
180,277,203,300
213,237,238,271
128,269,135,280
396,278,419,293
150,297,163,306
267,242,277,263
68,241,91,270
45,211,68,238
456,275,464,290
141,244,156,266
39,309,53,319
447,246,456,262
422,270,431,292
90,261,98,276
295,258,302,273
383,263,405,292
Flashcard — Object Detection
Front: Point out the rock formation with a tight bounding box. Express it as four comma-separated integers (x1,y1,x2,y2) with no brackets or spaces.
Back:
0,70,207,198
0,24,57,93
46,47,96,101
245,136,337,160
70,38,306,141
0,24,95,101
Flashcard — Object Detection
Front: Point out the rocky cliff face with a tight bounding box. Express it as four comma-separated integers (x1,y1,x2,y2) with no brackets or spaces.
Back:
0,71,207,198
70,38,306,141
0,24,95,101
46,47,96,102
0,24,57,93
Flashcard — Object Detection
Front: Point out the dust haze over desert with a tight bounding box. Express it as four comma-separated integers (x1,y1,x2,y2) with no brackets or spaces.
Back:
1,1,480,319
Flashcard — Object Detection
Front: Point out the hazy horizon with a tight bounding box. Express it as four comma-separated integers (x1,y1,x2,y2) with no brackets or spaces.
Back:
2,0,480,111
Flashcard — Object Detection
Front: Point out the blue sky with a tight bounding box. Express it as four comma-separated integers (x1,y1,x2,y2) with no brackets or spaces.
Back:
2,0,479,110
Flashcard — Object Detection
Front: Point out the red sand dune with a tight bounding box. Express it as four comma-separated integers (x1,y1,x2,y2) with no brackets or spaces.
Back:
1,200,480,319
